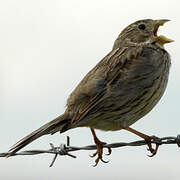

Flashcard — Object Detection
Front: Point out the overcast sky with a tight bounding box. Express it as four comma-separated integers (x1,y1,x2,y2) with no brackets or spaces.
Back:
0,0,180,179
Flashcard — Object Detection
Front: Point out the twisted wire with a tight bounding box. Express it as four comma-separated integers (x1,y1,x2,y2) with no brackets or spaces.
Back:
1,135,180,167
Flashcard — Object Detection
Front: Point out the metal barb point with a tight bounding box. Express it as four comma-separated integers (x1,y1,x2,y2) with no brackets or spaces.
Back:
49,137,76,167
176,135,180,147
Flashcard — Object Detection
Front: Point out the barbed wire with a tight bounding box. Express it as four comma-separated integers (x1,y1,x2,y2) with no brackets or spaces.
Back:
1,135,180,167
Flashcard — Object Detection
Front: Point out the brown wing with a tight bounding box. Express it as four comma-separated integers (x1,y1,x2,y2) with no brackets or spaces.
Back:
66,45,142,128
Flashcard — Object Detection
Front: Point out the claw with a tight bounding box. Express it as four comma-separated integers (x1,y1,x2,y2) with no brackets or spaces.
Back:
93,151,109,167
89,151,97,158
90,128,112,166
145,136,160,157
90,142,110,166
123,127,160,158
100,158,109,163
105,147,112,156
147,153,155,157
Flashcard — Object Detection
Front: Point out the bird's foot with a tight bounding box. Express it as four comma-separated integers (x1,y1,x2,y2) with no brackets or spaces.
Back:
123,127,160,157
90,138,111,167
145,135,160,157
90,128,112,166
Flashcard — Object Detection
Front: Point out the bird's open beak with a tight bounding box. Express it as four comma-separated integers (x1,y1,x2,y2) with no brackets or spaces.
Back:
153,19,174,45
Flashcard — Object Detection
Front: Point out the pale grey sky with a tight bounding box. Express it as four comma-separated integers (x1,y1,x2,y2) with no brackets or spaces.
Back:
0,0,180,179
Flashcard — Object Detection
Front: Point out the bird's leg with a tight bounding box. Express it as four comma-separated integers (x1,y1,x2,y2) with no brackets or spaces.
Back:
124,126,159,157
90,128,112,166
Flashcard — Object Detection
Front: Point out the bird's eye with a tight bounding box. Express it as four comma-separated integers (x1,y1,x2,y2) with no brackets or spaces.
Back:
138,24,146,30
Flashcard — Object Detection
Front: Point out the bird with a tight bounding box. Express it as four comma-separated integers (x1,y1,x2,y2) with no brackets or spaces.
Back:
7,19,173,166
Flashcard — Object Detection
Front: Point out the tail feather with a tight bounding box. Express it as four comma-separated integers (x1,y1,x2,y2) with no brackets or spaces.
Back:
7,114,69,157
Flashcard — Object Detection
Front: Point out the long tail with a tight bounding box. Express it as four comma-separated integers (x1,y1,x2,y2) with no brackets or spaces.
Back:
7,113,69,157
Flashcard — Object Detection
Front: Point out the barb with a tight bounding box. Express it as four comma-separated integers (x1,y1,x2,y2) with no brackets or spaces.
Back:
1,135,180,167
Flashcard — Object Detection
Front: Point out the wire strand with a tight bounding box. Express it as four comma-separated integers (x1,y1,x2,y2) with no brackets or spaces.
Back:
1,135,180,167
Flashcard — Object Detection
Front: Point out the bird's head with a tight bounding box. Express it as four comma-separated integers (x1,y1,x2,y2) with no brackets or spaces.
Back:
113,19,173,49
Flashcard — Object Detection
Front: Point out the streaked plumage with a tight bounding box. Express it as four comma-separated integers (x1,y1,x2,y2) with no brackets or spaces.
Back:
8,19,173,165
